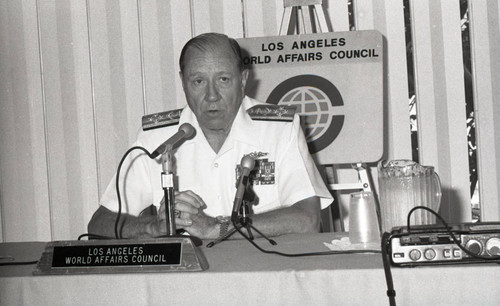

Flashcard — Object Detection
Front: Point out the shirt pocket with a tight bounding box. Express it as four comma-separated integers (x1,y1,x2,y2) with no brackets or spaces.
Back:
249,183,281,214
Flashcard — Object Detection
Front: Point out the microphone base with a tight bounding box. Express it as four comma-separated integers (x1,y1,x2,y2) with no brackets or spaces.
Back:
207,217,277,248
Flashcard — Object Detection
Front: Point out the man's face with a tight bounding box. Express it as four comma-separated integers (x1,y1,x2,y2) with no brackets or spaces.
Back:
180,46,248,132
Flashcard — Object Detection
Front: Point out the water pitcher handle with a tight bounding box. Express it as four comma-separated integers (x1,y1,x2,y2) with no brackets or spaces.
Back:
432,172,442,212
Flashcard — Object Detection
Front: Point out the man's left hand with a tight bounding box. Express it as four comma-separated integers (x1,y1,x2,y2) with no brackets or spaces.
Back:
184,210,219,239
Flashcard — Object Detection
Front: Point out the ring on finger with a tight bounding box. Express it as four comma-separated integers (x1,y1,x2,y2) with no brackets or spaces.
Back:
174,210,181,218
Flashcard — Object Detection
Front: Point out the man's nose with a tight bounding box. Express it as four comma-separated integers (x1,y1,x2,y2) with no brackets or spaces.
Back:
205,81,221,102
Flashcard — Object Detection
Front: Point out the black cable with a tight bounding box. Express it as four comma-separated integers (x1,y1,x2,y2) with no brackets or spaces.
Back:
232,224,381,257
0,257,39,266
77,233,114,240
407,206,500,261
75,146,155,240
381,232,397,306
114,146,155,239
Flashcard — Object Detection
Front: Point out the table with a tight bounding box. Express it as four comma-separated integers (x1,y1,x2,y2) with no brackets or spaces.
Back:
1,232,499,305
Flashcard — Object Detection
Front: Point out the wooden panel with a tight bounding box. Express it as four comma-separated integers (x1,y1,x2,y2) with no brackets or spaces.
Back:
68,1,101,237
356,0,412,161
88,0,141,197
242,0,263,37
38,0,99,240
0,0,51,242
469,0,500,221
118,0,147,139
324,0,349,32
410,0,471,222
190,0,243,37
244,0,279,37
353,0,374,30
221,0,245,38
140,0,191,112
139,0,162,113
169,1,195,108
249,0,291,37
191,0,211,36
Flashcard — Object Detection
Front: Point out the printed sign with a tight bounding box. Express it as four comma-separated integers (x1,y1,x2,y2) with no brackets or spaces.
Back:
51,243,182,268
33,238,209,275
237,30,383,164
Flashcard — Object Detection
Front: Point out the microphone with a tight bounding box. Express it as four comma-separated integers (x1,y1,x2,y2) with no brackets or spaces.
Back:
231,155,255,222
150,123,195,159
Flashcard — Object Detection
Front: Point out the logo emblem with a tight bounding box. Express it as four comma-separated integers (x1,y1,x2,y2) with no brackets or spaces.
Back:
235,152,275,185
266,75,345,153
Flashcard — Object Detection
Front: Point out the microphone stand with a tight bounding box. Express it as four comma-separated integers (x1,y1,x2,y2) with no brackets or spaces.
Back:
207,191,277,248
159,145,203,246
161,145,176,236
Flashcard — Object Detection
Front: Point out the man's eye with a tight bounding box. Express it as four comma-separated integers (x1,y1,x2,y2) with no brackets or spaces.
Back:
219,76,230,83
193,79,204,85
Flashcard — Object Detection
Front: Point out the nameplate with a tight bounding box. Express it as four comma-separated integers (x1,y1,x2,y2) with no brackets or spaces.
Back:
33,237,208,275
51,242,181,268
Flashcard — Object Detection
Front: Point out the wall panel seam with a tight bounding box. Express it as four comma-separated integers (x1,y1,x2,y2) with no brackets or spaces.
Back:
86,0,101,202
35,0,53,240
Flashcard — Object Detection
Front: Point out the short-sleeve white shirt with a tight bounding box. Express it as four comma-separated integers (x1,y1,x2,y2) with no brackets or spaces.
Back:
100,96,333,217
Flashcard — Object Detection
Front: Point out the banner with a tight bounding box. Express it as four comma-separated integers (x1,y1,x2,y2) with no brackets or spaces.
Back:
237,30,383,164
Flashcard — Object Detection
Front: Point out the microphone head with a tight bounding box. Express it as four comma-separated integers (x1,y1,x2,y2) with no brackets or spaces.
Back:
241,155,255,170
179,123,196,139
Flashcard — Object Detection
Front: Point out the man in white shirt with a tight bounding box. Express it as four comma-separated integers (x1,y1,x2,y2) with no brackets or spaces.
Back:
88,32,333,240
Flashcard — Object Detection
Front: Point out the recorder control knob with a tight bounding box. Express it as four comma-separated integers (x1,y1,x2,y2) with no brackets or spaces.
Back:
465,239,482,255
485,237,500,256
409,249,421,261
424,248,436,260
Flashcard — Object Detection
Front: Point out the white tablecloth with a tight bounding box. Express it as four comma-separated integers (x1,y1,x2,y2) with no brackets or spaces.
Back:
1,232,499,305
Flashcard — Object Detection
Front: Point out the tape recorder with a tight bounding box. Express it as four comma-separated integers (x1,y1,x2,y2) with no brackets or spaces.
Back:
388,222,500,266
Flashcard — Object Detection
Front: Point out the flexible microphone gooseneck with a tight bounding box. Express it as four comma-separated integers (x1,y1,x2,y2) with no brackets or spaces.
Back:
150,123,195,159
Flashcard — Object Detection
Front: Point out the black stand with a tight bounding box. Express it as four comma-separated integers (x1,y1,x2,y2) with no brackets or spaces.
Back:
161,149,176,236
206,201,277,248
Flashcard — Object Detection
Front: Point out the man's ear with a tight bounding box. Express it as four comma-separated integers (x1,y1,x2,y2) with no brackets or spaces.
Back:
241,69,249,90
179,71,185,89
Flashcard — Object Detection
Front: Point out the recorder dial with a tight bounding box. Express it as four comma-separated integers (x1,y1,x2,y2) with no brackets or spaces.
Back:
465,239,482,255
485,237,500,256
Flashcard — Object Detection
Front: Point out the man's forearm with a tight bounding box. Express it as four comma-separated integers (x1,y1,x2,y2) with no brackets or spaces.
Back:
226,196,321,239
87,206,158,239
89,197,321,240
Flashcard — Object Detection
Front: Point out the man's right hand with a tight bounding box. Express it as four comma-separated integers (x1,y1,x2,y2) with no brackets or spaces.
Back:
88,190,207,239
156,190,206,230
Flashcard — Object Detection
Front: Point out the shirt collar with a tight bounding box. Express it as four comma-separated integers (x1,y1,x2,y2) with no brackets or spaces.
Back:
228,96,260,147
179,96,260,149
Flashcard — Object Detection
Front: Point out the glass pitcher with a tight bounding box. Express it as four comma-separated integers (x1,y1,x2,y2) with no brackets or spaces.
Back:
377,159,442,233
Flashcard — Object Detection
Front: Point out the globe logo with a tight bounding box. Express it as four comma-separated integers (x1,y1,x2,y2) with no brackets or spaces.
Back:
277,86,333,143
267,75,345,154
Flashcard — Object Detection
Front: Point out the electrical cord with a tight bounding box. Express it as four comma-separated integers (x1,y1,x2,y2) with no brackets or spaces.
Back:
77,146,155,241
77,233,114,240
115,146,154,239
0,256,39,266
381,231,397,306
113,146,155,239
232,221,381,257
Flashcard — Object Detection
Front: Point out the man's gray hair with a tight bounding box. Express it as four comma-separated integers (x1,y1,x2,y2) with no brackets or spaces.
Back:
179,32,244,73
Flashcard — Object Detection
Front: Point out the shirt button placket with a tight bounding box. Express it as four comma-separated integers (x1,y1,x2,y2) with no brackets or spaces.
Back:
213,159,222,205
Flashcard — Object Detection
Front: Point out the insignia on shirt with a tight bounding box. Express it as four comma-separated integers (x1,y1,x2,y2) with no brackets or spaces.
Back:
247,104,296,122
236,153,275,186
253,158,275,185
247,151,268,159
142,109,182,131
